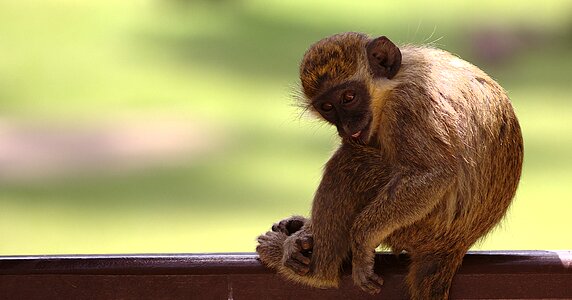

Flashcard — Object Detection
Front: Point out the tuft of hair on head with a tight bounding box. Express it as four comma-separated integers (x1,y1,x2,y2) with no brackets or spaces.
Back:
298,32,370,102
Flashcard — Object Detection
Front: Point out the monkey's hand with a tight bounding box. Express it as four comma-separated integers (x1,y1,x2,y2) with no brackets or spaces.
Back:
282,229,314,276
352,263,384,294
271,215,307,236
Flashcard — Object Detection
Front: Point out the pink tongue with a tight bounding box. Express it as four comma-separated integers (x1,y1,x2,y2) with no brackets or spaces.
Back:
351,131,362,138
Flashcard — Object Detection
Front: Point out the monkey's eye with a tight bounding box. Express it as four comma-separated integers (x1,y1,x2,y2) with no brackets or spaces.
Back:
342,90,356,104
321,102,333,112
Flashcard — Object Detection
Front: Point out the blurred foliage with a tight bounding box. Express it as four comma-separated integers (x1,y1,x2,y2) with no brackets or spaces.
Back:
0,0,571,254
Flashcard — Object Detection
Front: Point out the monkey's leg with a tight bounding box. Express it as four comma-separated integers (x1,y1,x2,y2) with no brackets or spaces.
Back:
406,250,466,300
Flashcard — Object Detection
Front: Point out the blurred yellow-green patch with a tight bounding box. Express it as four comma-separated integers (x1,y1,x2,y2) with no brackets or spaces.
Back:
0,0,571,254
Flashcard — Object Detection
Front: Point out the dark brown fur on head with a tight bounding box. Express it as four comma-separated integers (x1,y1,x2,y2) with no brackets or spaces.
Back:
297,33,402,144
299,32,369,100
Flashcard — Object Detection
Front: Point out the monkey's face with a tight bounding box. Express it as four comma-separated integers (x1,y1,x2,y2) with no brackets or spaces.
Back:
312,81,373,143
299,33,402,144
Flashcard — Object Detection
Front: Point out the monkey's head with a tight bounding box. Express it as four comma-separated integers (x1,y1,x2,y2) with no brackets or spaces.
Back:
299,32,401,144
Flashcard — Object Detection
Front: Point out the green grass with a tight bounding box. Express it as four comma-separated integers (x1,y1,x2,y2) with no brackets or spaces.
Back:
0,0,571,254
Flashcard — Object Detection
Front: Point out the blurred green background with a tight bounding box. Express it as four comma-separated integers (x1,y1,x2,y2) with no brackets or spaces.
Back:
0,0,571,255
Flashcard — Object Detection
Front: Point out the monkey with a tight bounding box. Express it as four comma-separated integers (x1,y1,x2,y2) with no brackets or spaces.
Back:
256,32,523,300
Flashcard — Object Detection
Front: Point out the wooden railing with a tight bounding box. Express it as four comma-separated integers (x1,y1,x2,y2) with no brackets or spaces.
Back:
1,251,571,299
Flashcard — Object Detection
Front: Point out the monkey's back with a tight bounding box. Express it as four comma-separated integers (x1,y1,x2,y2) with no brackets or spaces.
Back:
384,46,524,253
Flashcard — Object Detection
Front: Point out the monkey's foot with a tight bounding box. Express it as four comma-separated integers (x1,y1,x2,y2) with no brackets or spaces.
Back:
271,215,307,235
352,265,384,294
256,231,288,270
283,231,314,276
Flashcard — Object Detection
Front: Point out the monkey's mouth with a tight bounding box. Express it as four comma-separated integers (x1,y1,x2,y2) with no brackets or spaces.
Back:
348,118,372,143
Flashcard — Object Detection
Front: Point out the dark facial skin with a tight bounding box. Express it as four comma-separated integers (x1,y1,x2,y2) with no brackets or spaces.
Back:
312,81,373,144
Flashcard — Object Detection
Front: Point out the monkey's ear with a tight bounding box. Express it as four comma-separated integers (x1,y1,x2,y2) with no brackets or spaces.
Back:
366,36,402,79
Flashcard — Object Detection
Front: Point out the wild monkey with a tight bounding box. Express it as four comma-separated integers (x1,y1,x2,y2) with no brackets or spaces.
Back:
256,32,523,299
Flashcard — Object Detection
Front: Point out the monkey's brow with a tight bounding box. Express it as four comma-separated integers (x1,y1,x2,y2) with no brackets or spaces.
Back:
314,80,362,101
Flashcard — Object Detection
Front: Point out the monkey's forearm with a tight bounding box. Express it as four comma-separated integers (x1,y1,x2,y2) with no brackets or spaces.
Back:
350,167,454,269
259,142,392,288
303,142,391,285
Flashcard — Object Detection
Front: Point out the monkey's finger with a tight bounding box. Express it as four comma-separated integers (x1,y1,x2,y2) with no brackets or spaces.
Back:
371,273,384,286
362,274,384,295
255,244,264,253
284,258,310,275
285,219,304,235
271,223,285,233
256,231,278,244
295,236,313,251
363,284,382,295
290,251,311,265
272,221,291,234
257,232,273,241
297,236,314,251
256,235,268,244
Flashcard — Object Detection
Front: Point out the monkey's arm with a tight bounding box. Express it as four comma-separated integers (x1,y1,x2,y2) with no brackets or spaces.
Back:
350,110,458,294
268,142,390,288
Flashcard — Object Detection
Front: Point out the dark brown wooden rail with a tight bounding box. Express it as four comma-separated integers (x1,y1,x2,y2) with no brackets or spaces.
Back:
1,251,571,299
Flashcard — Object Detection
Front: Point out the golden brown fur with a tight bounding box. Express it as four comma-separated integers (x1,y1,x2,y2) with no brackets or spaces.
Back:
257,33,523,299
